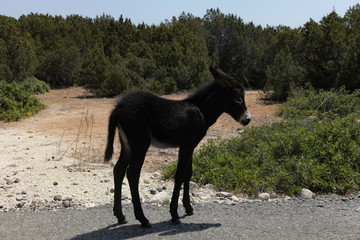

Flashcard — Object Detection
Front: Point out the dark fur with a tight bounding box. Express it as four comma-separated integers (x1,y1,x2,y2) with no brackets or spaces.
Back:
104,65,250,228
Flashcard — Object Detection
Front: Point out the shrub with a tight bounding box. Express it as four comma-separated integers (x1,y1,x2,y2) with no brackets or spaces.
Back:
0,79,48,122
277,87,360,120
264,49,306,101
20,77,50,94
162,117,360,196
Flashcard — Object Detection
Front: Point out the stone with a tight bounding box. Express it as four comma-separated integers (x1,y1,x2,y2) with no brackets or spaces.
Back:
16,202,25,208
84,203,96,208
31,199,39,206
54,195,62,201
6,180,14,185
152,172,160,178
62,200,71,208
149,192,171,205
189,181,200,188
216,192,233,199
230,195,240,202
205,184,219,192
301,188,314,199
53,182,58,186
270,193,277,199
258,193,270,201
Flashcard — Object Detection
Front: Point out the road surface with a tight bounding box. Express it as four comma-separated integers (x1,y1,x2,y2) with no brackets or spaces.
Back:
1,195,360,240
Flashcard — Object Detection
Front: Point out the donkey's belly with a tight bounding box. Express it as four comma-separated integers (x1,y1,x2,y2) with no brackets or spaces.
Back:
150,135,178,149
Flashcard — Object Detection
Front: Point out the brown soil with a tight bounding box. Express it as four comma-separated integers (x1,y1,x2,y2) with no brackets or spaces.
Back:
0,87,281,171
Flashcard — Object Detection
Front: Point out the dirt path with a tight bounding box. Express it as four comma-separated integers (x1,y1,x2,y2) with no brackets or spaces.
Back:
0,87,281,211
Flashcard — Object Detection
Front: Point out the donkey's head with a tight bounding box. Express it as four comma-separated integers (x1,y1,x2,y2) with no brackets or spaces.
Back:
210,65,251,126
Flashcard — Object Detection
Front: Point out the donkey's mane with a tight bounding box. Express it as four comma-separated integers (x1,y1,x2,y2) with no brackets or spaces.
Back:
185,81,219,102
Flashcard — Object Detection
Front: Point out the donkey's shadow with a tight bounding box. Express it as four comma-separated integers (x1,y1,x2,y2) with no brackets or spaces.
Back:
71,217,221,240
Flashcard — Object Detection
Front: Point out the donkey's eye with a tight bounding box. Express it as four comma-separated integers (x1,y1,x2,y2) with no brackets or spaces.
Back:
234,97,243,105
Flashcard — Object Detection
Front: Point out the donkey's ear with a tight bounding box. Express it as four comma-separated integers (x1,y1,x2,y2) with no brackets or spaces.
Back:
209,65,232,87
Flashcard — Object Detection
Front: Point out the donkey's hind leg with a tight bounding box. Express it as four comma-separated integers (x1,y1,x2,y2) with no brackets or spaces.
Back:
113,146,130,225
127,145,151,228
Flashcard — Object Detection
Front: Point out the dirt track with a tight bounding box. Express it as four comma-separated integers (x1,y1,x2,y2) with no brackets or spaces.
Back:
0,87,281,211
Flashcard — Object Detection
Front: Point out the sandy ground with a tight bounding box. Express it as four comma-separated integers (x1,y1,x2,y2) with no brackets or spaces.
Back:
0,87,281,211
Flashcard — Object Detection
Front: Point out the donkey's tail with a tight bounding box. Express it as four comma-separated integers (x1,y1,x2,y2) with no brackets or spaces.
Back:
104,112,117,162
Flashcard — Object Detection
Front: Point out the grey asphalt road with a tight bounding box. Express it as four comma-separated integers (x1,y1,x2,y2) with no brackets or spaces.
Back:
1,195,360,240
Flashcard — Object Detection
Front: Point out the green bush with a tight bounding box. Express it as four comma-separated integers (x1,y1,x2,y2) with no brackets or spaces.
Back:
0,79,48,122
162,117,360,196
277,87,360,120
20,77,51,94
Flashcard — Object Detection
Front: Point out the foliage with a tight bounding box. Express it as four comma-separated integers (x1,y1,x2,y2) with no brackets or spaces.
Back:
277,87,360,120
163,117,360,196
1,5,360,97
0,79,48,122
264,49,306,101
20,76,51,94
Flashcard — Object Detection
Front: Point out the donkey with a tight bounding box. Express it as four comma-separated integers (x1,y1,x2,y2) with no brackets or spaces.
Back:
104,65,251,228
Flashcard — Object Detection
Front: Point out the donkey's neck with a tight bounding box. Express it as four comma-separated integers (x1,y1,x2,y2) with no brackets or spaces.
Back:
185,81,225,127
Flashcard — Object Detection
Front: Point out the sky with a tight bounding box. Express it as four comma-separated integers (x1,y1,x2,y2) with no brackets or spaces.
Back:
1,0,359,28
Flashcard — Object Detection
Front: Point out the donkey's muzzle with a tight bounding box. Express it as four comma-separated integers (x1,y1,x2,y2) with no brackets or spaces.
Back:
239,111,251,126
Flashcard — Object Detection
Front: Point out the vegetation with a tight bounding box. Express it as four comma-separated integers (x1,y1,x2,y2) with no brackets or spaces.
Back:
277,87,360,120
0,78,49,122
1,5,360,97
163,116,360,196
163,88,360,196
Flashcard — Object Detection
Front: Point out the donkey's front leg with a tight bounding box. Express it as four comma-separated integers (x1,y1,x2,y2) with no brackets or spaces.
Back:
170,146,194,224
182,158,194,216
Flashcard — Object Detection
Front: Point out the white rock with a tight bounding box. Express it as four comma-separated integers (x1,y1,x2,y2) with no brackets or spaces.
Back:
301,188,314,199
151,172,160,179
84,203,96,208
205,184,219,191
258,193,270,201
230,195,240,202
200,194,211,201
149,192,171,205
189,181,200,190
192,191,205,198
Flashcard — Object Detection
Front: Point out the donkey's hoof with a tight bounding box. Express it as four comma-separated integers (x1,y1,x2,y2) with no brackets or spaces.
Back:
171,218,181,225
186,210,194,216
141,221,152,228
116,216,128,225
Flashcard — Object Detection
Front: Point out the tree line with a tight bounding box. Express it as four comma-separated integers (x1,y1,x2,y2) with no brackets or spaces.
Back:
1,5,360,98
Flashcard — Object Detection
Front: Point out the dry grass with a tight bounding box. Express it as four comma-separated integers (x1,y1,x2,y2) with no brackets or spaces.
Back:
57,108,104,171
